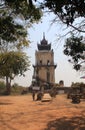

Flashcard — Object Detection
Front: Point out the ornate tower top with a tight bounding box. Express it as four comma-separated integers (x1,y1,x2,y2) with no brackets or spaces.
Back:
41,32,48,45
37,33,51,51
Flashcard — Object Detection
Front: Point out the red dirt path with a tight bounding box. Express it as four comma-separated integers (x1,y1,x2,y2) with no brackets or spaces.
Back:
0,94,85,130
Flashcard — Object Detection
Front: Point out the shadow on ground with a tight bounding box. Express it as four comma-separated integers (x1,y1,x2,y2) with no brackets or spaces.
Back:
0,102,13,105
44,116,85,130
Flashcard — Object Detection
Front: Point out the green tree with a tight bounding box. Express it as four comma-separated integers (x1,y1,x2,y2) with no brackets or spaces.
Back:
0,0,42,45
42,0,85,33
0,51,30,94
63,34,85,70
0,0,42,94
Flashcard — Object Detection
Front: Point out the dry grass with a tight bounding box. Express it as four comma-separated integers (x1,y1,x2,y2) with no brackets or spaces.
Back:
0,94,85,130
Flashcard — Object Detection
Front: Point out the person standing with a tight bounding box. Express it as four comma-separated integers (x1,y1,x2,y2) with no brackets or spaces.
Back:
32,91,35,101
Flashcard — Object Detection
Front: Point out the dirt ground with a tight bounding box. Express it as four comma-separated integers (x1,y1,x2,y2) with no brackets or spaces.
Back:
0,94,85,130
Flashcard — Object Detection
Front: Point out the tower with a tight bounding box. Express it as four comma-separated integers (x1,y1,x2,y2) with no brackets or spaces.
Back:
33,33,57,87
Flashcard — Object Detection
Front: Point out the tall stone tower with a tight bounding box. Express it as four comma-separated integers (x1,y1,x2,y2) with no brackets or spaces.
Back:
33,34,57,86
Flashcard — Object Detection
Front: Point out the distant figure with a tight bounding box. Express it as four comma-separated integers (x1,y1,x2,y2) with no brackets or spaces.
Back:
32,91,36,101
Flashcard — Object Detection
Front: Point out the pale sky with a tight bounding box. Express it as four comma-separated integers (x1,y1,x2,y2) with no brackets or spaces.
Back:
13,12,85,87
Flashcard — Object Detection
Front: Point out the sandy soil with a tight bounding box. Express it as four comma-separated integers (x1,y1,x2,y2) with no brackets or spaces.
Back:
0,94,85,130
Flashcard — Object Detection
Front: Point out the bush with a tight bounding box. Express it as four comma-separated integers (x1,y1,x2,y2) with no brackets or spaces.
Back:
11,83,28,95
0,81,28,95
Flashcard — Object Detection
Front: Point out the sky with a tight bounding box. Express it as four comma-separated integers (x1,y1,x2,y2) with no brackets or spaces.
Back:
13,12,85,87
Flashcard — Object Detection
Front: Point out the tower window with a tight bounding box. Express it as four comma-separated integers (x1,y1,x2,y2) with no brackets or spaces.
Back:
40,60,42,64
47,60,50,65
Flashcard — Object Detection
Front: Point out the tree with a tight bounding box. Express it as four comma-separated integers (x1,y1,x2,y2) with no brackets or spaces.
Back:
42,0,85,33
0,1,42,94
0,0,42,45
63,34,85,70
0,51,30,94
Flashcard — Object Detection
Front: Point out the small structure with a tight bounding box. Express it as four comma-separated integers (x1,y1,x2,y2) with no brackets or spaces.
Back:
41,93,52,102
59,80,64,87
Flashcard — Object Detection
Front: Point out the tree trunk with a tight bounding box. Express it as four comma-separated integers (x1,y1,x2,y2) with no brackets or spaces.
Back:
6,76,11,95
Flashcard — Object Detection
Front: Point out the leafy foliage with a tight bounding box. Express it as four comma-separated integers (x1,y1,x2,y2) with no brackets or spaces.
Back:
71,82,85,88
0,16,27,43
0,81,28,95
44,0,85,24
41,0,85,32
0,0,42,94
4,0,41,22
11,83,28,95
64,34,85,70
0,0,42,45
0,51,30,78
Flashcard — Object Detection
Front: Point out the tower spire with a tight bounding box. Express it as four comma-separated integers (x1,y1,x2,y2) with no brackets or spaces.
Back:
43,32,45,39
